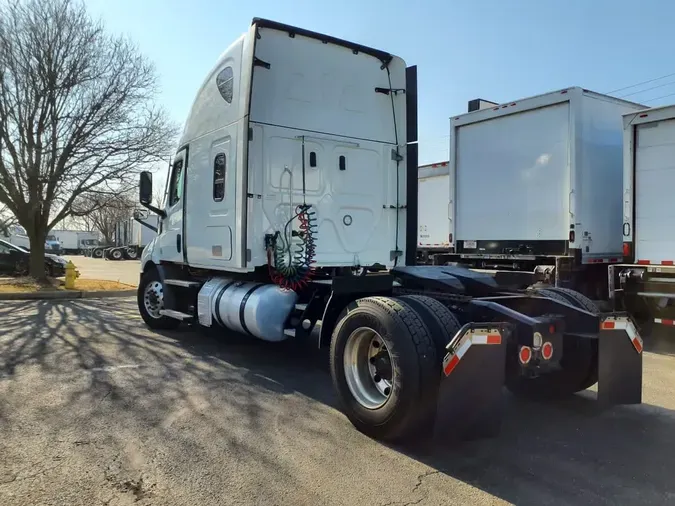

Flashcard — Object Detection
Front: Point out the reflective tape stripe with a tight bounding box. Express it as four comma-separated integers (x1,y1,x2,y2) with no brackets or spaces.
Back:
636,260,675,265
654,318,675,326
443,328,502,376
601,317,643,354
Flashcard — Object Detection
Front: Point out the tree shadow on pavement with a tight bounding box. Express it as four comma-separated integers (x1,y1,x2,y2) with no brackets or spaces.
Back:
1,299,674,505
0,299,342,505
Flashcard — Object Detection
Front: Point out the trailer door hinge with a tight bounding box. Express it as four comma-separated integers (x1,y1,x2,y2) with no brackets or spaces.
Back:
253,57,271,69
248,127,253,140
390,249,403,260
391,149,403,162
375,87,406,95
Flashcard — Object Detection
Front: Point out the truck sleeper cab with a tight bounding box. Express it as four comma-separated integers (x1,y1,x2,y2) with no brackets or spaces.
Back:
136,18,644,443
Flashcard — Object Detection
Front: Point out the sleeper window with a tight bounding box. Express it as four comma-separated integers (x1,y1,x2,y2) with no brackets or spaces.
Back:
213,153,226,201
216,67,234,104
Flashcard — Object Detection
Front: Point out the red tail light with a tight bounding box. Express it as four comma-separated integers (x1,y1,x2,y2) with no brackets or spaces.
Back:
518,346,532,365
623,242,631,257
449,233,453,244
569,230,575,243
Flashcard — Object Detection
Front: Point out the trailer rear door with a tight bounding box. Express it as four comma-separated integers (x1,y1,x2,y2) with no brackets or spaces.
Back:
634,119,675,263
454,102,570,244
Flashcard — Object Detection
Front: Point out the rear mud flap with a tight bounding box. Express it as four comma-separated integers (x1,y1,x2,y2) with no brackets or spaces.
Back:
433,324,509,441
598,315,643,406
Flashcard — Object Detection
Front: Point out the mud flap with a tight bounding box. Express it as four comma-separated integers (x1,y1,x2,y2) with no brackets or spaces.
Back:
597,315,643,406
433,323,509,441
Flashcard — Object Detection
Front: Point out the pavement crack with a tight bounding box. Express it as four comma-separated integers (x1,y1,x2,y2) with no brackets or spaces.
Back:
379,470,441,506
98,387,113,407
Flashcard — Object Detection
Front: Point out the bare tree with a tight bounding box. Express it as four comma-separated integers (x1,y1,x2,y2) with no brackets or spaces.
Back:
0,0,177,278
73,191,136,245
0,203,16,237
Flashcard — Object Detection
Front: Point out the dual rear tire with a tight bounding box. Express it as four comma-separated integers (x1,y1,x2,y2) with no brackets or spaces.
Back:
329,295,458,442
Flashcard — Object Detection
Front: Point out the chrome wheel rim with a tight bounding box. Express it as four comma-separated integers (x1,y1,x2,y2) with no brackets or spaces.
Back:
343,327,394,409
143,281,164,319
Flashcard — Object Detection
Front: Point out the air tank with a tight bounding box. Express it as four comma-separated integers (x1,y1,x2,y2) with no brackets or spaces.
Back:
197,278,298,342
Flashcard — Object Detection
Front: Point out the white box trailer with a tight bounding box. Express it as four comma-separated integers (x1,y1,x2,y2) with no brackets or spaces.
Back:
417,161,450,261
428,87,645,298
610,105,675,328
51,230,99,254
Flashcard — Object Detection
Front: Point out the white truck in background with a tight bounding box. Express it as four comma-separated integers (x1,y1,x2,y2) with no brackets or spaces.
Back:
105,213,158,260
422,87,645,301
610,105,675,330
417,161,450,261
51,230,100,255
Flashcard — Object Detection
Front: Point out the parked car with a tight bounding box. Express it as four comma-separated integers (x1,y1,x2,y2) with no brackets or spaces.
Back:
0,239,68,277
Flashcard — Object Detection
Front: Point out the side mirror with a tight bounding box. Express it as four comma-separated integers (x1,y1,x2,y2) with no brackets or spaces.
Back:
139,171,153,205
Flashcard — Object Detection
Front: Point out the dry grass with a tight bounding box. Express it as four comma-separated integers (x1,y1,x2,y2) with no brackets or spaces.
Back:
0,276,134,293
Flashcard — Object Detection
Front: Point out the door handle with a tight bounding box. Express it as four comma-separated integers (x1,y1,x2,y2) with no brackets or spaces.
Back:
176,234,181,253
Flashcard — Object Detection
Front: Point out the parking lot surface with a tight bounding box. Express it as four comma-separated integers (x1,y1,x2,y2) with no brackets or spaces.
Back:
64,256,140,287
1,298,674,506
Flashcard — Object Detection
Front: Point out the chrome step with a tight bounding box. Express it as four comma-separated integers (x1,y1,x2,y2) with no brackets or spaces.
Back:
159,309,194,321
283,328,296,337
164,279,202,288
295,303,308,311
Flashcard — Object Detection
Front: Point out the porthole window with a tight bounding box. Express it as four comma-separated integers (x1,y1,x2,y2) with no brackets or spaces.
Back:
216,67,234,103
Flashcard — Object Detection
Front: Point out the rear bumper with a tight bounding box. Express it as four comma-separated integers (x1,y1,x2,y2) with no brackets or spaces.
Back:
432,312,643,441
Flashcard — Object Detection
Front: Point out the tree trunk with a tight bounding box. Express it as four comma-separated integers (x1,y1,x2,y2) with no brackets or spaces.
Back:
28,230,47,281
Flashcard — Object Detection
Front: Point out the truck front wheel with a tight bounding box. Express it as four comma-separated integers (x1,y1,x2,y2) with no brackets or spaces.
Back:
329,296,438,442
137,269,180,330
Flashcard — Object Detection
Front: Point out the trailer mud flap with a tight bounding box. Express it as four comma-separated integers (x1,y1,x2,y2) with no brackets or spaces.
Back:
598,315,643,406
433,324,509,441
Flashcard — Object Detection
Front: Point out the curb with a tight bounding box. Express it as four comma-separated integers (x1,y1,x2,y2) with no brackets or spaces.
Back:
0,289,136,301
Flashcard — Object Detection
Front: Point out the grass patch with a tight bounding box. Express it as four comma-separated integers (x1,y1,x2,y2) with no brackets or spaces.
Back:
0,276,134,293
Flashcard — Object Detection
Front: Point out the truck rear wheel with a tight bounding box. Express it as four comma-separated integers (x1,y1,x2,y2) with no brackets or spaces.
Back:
397,294,461,355
329,296,438,442
137,269,180,330
507,288,598,399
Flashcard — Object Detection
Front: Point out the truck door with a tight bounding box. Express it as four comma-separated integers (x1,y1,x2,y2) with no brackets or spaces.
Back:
157,148,187,264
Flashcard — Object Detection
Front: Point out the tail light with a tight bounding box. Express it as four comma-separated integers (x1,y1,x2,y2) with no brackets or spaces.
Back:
541,342,553,360
449,233,453,244
518,346,532,365
569,230,575,243
623,242,631,258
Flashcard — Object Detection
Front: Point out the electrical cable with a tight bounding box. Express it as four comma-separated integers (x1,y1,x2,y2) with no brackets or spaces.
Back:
606,72,675,95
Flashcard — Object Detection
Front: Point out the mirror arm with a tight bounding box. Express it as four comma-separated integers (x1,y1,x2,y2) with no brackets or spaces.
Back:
133,215,158,233
140,201,166,218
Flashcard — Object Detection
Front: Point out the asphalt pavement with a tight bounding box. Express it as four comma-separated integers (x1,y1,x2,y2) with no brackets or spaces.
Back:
1,298,674,506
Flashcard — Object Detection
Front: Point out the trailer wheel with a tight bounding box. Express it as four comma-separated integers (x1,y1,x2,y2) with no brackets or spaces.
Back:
508,287,599,399
111,248,124,261
397,295,461,355
329,296,438,442
537,287,599,314
93,248,103,259
137,269,180,330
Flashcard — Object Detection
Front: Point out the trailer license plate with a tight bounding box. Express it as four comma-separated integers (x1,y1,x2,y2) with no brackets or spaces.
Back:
463,240,477,249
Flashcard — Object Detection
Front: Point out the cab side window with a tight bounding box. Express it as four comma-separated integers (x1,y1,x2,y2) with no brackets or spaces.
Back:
213,153,226,202
169,158,184,207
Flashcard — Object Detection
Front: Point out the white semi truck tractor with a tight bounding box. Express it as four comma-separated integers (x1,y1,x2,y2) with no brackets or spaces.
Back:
135,18,644,442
